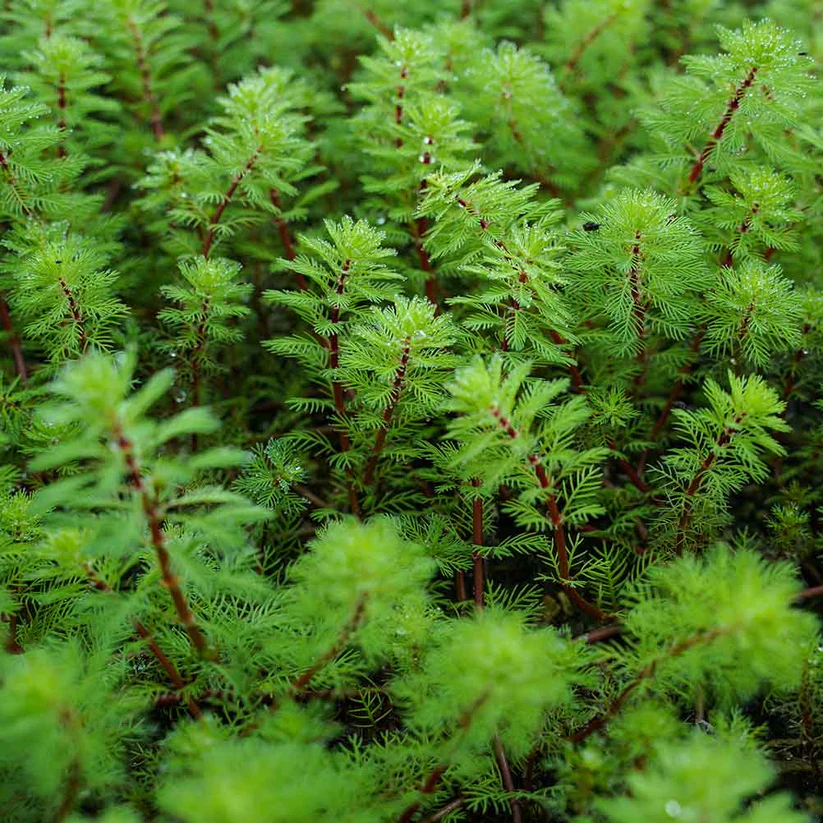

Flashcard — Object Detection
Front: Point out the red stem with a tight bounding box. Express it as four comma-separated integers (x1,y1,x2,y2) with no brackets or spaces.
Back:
363,337,410,485
290,595,368,694
126,16,165,141
58,276,88,351
56,72,67,157
460,197,583,389
471,478,484,610
561,12,619,85
493,735,523,823
673,415,743,556
647,327,704,444
202,146,262,257
328,260,361,516
54,751,81,822
489,407,609,620
84,565,201,718
397,695,489,823
570,628,724,743
114,426,213,658
0,292,27,383
686,67,758,187
270,189,307,290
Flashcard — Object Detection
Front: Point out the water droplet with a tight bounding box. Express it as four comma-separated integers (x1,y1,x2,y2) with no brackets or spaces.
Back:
376,215,386,225
665,800,683,818
175,391,187,403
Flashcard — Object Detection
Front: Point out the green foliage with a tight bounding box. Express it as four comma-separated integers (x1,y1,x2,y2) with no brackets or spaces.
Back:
599,730,807,823
0,3,822,822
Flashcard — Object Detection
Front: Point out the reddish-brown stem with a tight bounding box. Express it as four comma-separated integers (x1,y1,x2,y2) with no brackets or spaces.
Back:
56,72,67,157
202,0,220,41
471,478,484,610
493,735,523,823
270,189,307,290
58,276,88,350
0,292,27,383
576,623,624,644
455,570,467,601
607,441,647,494
628,232,651,391
570,628,724,743
114,426,213,658
646,327,704,445
489,407,609,621
674,415,743,556
202,146,262,257
0,149,33,217
54,750,81,822
460,0,472,18
395,65,408,148
414,181,439,307
2,609,23,654
126,16,164,141
397,694,489,823
721,206,758,267
358,5,394,39
796,585,823,602
326,259,361,516
561,12,618,87
364,336,411,485
782,324,810,404
458,196,583,389
290,595,368,694
686,67,758,188
84,564,201,718
188,299,209,452
419,798,465,823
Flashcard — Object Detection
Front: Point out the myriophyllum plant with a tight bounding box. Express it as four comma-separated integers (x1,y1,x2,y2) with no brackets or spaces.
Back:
0,3,821,822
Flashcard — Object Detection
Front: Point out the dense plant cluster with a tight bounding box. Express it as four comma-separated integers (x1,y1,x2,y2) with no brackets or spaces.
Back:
1,1,822,820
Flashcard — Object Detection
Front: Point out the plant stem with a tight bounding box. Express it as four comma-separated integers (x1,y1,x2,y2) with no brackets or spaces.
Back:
628,232,650,391
0,293,27,383
327,258,361,516
364,335,410,485
56,72,67,158
493,734,523,823
685,66,758,188
570,627,724,743
202,145,262,257
458,196,583,389
721,206,758,267
2,609,23,653
290,594,368,694
471,478,484,610
126,16,165,141
57,276,88,351
674,414,744,556
419,797,465,823
489,406,609,620
54,751,81,822
646,327,704,445
270,188,307,290
113,424,213,659
83,564,201,718
397,694,489,823
561,12,619,89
